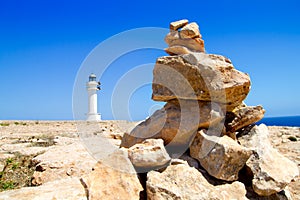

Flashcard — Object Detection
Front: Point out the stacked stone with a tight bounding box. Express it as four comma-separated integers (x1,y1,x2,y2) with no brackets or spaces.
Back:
121,19,299,198
165,19,205,55
121,19,262,147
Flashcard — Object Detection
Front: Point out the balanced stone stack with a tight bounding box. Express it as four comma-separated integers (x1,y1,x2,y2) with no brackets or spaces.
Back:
119,19,299,199
121,19,263,148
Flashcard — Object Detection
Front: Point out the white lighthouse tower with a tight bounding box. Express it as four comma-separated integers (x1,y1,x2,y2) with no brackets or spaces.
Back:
86,73,101,121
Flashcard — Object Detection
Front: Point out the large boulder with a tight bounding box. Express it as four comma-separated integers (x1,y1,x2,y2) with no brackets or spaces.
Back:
81,150,143,200
128,139,171,169
147,163,247,200
152,53,251,111
238,124,299,196
190,130,252,181
121,100,224,148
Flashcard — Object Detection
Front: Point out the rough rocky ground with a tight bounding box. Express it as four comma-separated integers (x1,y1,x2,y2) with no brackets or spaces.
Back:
268,126,300,199
0,121,299,199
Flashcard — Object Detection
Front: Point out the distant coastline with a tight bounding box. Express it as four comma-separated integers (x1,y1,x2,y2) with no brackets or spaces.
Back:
1,116,300,127
258,116,300,127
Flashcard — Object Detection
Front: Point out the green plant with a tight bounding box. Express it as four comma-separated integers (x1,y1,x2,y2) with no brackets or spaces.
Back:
0,123,9,126
12,162,19,170
22,123,27,126
1,181,15,190
14,122,19,125
0,153,37,191
6,158,13,164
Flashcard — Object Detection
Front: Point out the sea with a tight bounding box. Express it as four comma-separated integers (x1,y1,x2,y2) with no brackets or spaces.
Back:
257,116,300,127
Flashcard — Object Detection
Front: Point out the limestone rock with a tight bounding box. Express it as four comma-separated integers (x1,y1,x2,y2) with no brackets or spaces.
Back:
128,139,171,169
238,124,299,196
121,100,224,148
226,105,265,133
1,143,49,156
170,19,189,30
165,45,193,55
82,150,143,200
180,22,201,39
0,178,87,200
267,126,300,199
152,53,251,111
190,130,252,181
31,142,97,185
165,31,205,52
246,186,293,200
147,163,247,200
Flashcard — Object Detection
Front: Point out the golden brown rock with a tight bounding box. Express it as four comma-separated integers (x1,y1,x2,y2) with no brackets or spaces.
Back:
164,45,193,55
82,150,143,200
190,130,252,181
180,22,201,39
165,31,205,52
169,19,189,30
226,105,265,133
128,139,171,169
120,100,224,148
152,53,251,111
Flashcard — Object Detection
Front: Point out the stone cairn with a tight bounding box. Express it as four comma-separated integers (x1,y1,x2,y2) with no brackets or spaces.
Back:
87,20,299,199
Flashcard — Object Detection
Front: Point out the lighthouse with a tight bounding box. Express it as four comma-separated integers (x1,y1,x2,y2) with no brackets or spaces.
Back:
86,73,101,121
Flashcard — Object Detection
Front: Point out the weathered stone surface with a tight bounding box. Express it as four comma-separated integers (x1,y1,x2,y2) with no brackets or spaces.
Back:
239,124,299,196
170,19,189,30
226,105,265,133
268,126,300,199
1,143,49,156
246,186,293,200
0,178,87,200
82,150,143,200
165,45,193,55
121,100,224,148
152,53,250,111
147,163,247,200
31,142,97,185
128,139,171,169
165,31,205,52
180,22,201,39
190,130,252,181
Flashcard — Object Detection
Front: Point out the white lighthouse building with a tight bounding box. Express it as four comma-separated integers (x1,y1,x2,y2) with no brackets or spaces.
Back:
86,73,101,121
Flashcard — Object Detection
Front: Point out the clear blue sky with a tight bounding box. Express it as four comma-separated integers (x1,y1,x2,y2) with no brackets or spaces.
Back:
1,0,300,120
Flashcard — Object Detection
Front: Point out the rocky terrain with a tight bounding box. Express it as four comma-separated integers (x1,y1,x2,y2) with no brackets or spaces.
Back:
0,19,299,200
119,19,298,199
0,121,298,199
0,120,139,199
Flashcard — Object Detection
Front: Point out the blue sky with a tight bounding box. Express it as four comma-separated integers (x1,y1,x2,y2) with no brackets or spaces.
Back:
0,0,300,120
